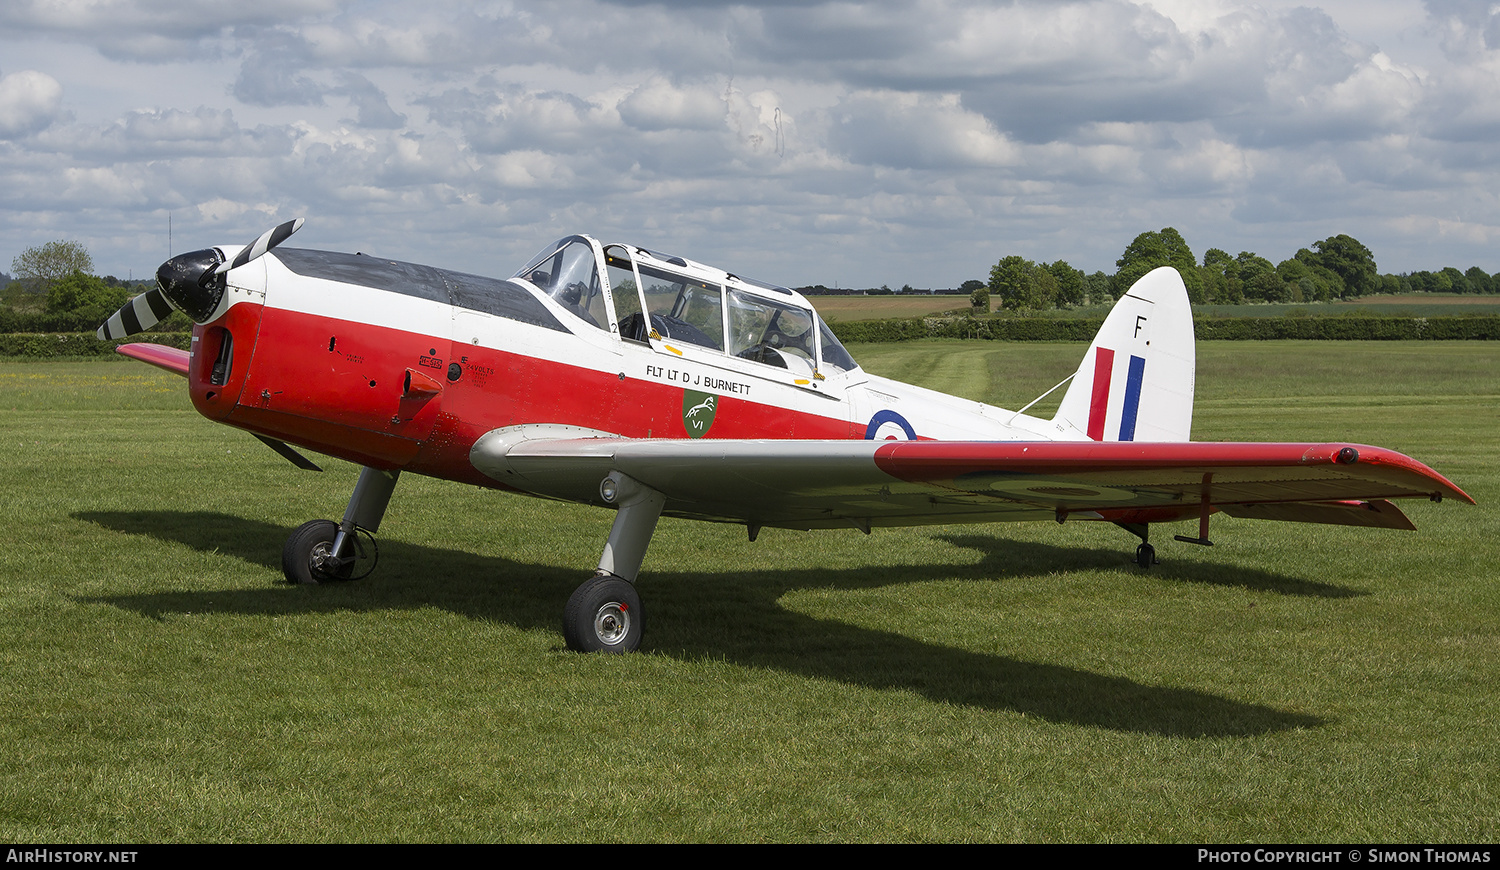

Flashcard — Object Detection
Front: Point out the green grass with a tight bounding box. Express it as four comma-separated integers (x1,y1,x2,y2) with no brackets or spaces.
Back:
1,345,1496,842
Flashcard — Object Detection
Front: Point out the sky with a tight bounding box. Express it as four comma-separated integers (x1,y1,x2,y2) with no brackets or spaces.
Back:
2,0,1499,290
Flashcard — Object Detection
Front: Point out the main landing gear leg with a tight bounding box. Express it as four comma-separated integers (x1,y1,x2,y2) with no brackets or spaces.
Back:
282,466,400,585
564,471,665,653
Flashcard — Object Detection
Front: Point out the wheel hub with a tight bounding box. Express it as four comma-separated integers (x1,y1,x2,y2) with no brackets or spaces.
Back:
593,602,631,645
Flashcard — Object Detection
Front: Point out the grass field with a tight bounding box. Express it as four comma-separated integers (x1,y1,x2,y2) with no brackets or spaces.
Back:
1,342,1496,842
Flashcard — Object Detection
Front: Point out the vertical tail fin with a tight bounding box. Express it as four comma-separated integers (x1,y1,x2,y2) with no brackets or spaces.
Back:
1052,267,1195,442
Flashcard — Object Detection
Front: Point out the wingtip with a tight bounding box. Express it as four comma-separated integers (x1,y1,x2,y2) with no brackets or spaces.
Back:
115,342,191,377
1328,443,1476,506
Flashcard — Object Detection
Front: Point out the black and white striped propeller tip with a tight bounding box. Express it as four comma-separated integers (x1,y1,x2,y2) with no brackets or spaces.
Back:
215,217,305,275
96,287,173,341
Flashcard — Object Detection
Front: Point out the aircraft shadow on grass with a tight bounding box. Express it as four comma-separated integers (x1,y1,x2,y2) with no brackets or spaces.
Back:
934,533,1364,599
75,509,1334,738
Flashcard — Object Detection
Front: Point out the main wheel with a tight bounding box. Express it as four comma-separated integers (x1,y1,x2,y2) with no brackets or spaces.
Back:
1135,542,1156,569
282,519,352,584
563,575,644,653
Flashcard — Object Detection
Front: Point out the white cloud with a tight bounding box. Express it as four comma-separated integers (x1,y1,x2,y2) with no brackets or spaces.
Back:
831,91,1020,169
421,84,622,154
0,70,64,137
618,78,724,132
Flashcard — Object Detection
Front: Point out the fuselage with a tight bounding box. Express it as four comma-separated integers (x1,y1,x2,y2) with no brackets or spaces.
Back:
183,234,1060,489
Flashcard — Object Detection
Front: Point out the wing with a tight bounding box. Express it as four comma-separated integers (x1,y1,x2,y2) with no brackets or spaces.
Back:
117,342,190,377
471,427,1472,531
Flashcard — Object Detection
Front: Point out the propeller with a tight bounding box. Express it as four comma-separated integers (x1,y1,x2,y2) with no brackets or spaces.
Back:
96,217,305,340
214,217,304,276
95,286,175,340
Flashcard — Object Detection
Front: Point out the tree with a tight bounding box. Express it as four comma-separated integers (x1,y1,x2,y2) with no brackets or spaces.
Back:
1308,234,1377,298
1235,252,1281,302
988,255,1057,311
988,256,1031,310
11,240,93,292
1465,267,1494,295
969,284,990,313
46,270,132,324
1413,269,1441,293
1288,248,1345,300
1440,266,1471,293
1085,271,1111,305
1113,228,1202,301
1275,259,1308,301
1200,248,1243,304
1047,260,1086,307
1029,267,1059,311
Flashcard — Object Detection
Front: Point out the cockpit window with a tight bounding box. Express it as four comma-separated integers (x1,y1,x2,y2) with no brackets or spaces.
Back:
604,245,647,342
727,289,815,372
818,317,857,373
639,264,724,352
514,236,607,330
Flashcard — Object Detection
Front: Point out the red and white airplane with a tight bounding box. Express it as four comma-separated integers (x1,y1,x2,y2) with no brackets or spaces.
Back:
99,220,1472,652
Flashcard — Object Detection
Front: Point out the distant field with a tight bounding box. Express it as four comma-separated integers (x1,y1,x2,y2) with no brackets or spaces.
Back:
1,344,1495,842
810,295,969,321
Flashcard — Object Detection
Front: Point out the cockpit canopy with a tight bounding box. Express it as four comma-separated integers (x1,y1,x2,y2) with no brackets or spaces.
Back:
516,236,610,329
515,235,858,377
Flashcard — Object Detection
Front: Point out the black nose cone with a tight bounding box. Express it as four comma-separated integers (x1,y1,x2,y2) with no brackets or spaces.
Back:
156,248,226,323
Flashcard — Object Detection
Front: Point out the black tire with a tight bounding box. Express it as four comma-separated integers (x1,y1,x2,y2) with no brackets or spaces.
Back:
563,575,643,653
1135,542,1156,569
281,519,351,585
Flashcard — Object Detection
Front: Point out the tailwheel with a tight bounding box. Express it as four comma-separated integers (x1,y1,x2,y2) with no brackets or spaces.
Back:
563,574,643,653
1135,542,1157,569
281,519,377,584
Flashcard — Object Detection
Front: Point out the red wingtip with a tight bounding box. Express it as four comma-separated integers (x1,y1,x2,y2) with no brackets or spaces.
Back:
117,342,191,378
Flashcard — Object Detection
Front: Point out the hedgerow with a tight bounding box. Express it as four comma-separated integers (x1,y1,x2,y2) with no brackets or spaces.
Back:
0,332,193,358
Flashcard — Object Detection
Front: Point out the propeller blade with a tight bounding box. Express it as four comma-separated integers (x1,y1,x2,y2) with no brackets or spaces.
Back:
215,217,304,275
96,287,175,340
